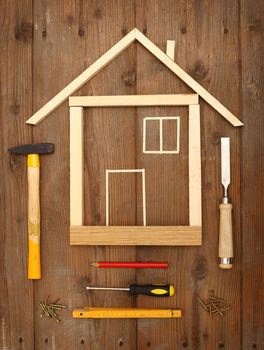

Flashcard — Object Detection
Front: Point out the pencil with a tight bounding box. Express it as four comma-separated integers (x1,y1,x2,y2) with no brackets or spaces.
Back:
89,262,168,269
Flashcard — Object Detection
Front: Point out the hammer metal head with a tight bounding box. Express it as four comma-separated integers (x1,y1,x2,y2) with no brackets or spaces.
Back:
8,143,55,155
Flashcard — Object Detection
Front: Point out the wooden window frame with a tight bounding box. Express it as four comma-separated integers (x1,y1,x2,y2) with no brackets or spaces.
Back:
69,94,202,246
143,116,180,154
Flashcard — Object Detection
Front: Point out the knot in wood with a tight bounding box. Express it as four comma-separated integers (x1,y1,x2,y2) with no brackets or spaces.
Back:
181,27,187,34
191,255,208,280
9,154,22,171
78,28,85,37
181,339,188,347
122,70,136,86
94,8,102,19
14,21,33,41
191,61,208,81
121,27,127,36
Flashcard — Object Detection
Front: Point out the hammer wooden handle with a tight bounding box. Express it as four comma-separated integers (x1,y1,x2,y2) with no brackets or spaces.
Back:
218,202,233,269
27,154,41,279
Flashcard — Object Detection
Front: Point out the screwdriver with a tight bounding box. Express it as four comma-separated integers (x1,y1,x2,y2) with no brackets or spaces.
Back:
85,284,175,297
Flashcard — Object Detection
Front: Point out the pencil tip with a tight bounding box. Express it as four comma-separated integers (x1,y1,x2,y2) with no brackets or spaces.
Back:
89,262,98,267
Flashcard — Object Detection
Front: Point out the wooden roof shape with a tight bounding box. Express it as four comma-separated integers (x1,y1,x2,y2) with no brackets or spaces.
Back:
26,28,243,127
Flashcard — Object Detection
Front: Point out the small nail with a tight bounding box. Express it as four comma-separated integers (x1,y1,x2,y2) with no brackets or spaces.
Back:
46,306,61,323
48,304,67,309
40,302,50,318
211,301,224,316
196,296,209,311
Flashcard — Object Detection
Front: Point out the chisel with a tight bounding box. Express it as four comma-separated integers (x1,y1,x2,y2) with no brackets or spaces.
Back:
86,284,175,297
219,137,233,269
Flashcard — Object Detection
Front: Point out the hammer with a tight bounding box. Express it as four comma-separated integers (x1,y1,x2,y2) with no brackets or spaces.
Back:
8,143,55,279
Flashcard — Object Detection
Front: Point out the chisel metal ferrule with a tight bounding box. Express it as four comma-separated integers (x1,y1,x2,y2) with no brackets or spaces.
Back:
220,257,232,265
222,197,229,204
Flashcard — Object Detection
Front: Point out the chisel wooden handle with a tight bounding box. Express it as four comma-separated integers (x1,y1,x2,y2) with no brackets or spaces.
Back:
27,154,41,279
218,202,233,269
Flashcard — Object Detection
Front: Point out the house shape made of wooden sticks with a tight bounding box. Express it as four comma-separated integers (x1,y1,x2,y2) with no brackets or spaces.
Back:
26,28,243,246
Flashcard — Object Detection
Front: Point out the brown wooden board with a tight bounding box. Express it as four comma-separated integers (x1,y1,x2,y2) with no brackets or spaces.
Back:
241,1,264,348
31,1,137,349
1,1,264,349
135,0,242,349
0,1,34,349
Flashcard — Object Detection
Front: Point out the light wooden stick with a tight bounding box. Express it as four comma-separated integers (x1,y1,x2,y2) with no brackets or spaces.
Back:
105,170,109,226
69,94,199,107
160,118,163,152
188,105,202,226
70,226,202,246
166,40,175,60
70,107,84,226
142,169,146,226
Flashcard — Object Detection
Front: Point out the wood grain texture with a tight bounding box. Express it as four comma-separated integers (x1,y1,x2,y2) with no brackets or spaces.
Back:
0,1,34,349
26,28,137,125
166,40,175,60
189,104,202,226
240,0,264,348
70,226,201,245
32,1,137,349
69,94,199,106
135,0,242,349
70,107,84,226
1,1,263,349
218,203,233,269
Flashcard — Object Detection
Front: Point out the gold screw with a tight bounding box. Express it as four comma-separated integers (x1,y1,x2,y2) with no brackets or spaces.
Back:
196,296,208,311
196,291,231,317
46,306,60,323
39,297,66,323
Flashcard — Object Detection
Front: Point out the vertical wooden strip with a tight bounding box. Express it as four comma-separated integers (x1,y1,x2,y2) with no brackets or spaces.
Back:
142,169,146,225
166,40,175,60
70,107,83,226
177,117,180,153
241,0,264,348
105,170,109,225
142,117,146,152
189,104,201,226
159,118,163,152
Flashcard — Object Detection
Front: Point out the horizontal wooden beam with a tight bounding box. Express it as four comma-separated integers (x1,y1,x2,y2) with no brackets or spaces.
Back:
68,94,199,107
70,226,202,245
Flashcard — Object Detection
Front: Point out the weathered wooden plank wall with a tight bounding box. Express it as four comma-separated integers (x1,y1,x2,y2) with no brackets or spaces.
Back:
0,1,263,349
0,1,34,349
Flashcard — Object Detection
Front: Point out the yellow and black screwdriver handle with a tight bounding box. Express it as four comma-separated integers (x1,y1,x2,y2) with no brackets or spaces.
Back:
129,284,175,297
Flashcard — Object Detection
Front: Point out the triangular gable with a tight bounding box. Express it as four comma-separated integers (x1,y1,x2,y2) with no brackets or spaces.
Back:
26,28,243,127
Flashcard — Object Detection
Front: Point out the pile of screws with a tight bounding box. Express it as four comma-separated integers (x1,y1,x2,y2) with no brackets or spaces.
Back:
39,296,67,323
196,290,231,317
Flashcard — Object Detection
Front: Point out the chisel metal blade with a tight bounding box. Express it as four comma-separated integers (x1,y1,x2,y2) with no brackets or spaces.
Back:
221,137,230,197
